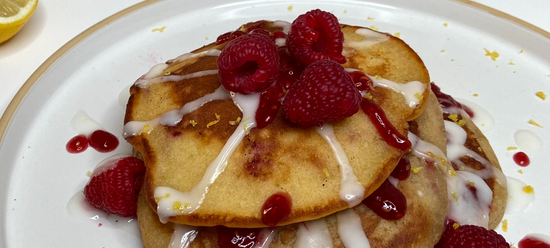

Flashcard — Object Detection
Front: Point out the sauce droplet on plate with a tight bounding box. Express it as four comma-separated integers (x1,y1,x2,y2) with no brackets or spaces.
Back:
513,151,530,167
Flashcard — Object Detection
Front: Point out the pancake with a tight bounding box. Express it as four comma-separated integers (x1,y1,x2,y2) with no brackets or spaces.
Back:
136,92,449,248
124,21,431,227
430,83,507,229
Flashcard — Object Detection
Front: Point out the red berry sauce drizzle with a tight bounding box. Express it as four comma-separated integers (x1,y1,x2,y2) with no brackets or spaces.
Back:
360,98,411,151
390,156,411,181
513,151,530,167
261,192,292,227
431,83,474,118
66,130,119,153
363,179,407,220
519,236,550,248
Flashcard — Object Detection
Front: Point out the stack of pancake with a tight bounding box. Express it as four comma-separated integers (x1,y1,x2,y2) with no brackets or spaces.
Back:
123,20,507,248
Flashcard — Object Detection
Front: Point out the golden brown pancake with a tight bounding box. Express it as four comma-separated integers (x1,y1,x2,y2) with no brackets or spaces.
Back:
136,92,449,248
124,21,431,227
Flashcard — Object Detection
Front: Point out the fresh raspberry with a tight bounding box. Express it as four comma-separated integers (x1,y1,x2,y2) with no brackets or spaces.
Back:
83,157,146,217
283,60,361,127
436,219,510,248
218,33,280,94
287,9,346,65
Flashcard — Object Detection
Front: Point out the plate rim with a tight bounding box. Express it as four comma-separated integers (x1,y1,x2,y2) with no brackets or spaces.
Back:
1,0,550,144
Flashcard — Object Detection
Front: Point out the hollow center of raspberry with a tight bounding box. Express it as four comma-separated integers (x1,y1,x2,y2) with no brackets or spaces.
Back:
311,28,329,54
236,61,259,79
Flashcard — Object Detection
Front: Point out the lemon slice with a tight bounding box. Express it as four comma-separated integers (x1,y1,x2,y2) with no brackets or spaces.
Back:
0,0,38,44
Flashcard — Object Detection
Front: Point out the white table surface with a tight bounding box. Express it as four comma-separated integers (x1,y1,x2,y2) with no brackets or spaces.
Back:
1,0,550,121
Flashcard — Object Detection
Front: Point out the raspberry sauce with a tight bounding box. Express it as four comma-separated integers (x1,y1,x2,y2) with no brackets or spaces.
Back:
519,236,550,248
431,83,474,118
390,157,411,181
363,180,407,220
513,151,530,167
261,192,292,227
66,135,89,153
217,227,260,248
360,98,411,151
348,70,373,92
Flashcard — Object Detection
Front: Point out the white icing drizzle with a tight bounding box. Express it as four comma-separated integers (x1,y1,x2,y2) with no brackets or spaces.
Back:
123,85,230,138
70,110,103,136
172,49,221,63
444,120,507,187
154,92,261,223
273,20,291,34
136,69,219,88
253,228,277,248
505,177,535,214
368,75,425,108
343,68,425,108
344,28,389,48
455,98,495,133
514,129,544,154
407,132,447,168
446,170,492,228
275,38,286,47
294,219,334,248
168,225,199,248
336,209,371,248
407,132,493,228
387,176,399,188
134,63,169,87
316,124,365,207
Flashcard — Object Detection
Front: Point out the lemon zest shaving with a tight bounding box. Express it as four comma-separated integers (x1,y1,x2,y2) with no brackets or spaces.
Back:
393,32,401,38
189,120,197,127
507,146,518,151
528,119,543,128
484,48,499,61
523,185,534,194
369,25,379,31
206,113,221,128
536,91,546,100
502,219,508,232
152,26,166,32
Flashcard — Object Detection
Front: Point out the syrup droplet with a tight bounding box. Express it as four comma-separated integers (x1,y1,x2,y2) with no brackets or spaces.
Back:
390,156,411,180
89,130,119,153
519,235,550,248
217,226,260,248
261,192,292,227
363,180,407,220
513,151,530,167
360,98,411,151
66,135,89,153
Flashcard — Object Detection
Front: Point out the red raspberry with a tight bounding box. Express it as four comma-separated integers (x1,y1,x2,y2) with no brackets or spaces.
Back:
287,9,346,65
436,219,510,248
83,157,146,217
217,33,280,94
283,60,361,127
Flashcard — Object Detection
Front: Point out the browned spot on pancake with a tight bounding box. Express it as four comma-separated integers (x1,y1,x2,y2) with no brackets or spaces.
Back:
241,131,278,179
408,120,419,136
173,99,241,144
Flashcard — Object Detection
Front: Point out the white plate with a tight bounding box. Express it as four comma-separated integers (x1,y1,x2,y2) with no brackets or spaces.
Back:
1,0,549,247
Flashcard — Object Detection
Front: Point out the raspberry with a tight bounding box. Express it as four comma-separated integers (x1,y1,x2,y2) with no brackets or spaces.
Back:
83,157,146,217
287,9,346,65
218,33,280,94
436,219,510,248
283,60,361,127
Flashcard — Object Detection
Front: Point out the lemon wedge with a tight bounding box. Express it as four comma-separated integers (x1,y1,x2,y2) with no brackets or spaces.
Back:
0,0,38,44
